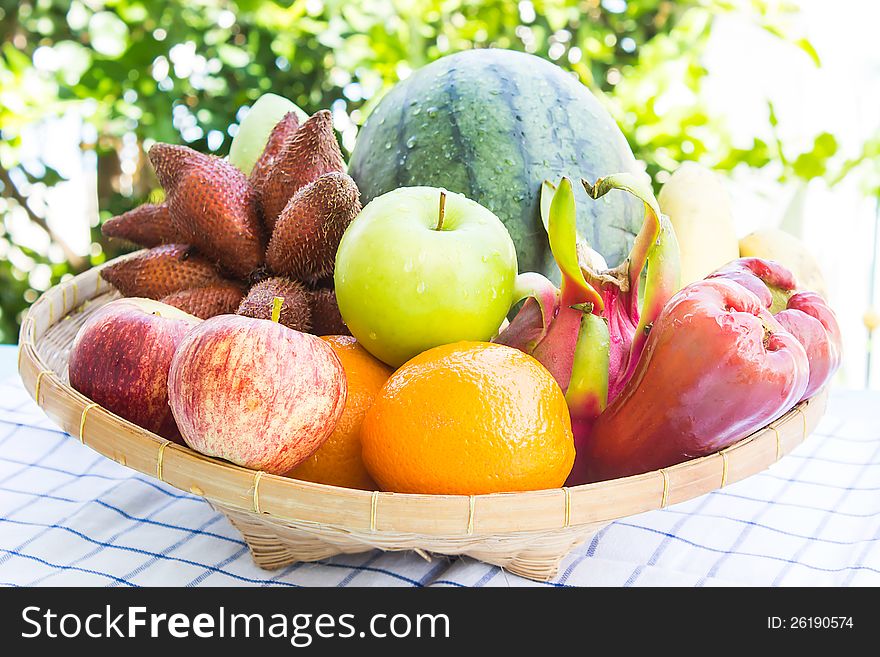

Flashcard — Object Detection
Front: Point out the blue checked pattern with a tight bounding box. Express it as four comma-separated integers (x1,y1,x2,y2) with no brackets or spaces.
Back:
1,345,879,586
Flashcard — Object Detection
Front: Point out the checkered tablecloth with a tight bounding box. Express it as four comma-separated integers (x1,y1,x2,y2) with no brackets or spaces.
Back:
1,345,878,587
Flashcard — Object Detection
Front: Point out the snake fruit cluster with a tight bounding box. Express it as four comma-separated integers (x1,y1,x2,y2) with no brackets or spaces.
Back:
100,109,360,335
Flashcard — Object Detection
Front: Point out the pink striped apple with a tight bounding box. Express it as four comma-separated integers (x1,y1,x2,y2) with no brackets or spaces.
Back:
167,314,347,474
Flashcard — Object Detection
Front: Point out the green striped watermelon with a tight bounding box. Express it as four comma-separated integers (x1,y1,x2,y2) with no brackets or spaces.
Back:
348,48,644,278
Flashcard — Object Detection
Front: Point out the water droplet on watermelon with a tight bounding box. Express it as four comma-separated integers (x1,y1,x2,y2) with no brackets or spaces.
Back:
403,259,414,273
406,136,416,148
385,142,392,150
416,282,426,294
427,106,438,117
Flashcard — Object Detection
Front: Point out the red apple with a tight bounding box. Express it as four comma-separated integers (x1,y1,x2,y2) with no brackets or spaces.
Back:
167,314,347,474
68,298,202,442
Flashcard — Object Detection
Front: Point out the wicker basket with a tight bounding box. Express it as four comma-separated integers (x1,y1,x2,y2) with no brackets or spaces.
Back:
16,257,828,582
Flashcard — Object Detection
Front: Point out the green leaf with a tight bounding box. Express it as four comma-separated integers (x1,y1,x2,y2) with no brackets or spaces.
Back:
814,132,838,157
218,44,251,69
20,165,67,186
795,38,821,67
792,132,838,180
2,43,32,74
88,12,130,59
768,100,779,128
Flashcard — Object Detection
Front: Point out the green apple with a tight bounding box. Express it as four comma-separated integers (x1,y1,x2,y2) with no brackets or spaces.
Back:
228,93,309,174
334,186,518,367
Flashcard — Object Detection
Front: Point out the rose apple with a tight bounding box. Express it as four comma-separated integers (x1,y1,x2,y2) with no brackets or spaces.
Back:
167,314,347,474
708,258,842,400
775,291,842,400
68,297,201,442
334,186,518,367
578,279,809,483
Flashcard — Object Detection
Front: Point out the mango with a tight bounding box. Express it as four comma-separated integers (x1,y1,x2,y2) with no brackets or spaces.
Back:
739,228,828,299
658,163,740,288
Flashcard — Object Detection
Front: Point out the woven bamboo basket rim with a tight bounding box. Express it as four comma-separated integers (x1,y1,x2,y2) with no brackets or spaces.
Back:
17,255,828,539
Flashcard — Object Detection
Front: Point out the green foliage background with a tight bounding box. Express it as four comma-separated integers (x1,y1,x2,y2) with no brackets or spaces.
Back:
0,0,875,343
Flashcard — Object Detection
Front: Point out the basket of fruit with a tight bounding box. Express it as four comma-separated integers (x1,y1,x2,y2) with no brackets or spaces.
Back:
17,50,841,582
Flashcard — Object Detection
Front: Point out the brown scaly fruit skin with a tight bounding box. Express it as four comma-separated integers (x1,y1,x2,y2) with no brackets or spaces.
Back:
101,110,357,340
161,282,247,319
307,288,350,336
249,112,300,229
236,276,312,332
255,110,345,231
149,143,266,279
101,203,181,247
266,172,361,283
101,244,224,299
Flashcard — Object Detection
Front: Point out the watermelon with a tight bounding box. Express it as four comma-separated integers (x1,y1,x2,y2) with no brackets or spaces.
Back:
348,48,644,278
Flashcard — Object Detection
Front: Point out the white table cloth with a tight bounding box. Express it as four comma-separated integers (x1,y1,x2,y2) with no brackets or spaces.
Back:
1,345,878,587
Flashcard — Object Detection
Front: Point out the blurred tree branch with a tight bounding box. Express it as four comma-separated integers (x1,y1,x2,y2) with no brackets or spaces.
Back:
0,164,87,271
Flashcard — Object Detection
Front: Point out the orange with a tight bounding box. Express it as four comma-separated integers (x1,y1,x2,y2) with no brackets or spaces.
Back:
285,335,392,490
361,341,575,495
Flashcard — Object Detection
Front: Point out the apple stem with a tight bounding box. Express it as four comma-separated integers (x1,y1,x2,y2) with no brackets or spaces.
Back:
271,296,284,323
436,190,446,231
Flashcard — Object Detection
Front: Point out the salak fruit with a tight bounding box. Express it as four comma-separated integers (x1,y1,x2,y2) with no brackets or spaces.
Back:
101,104,357,336
149,143,266,279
